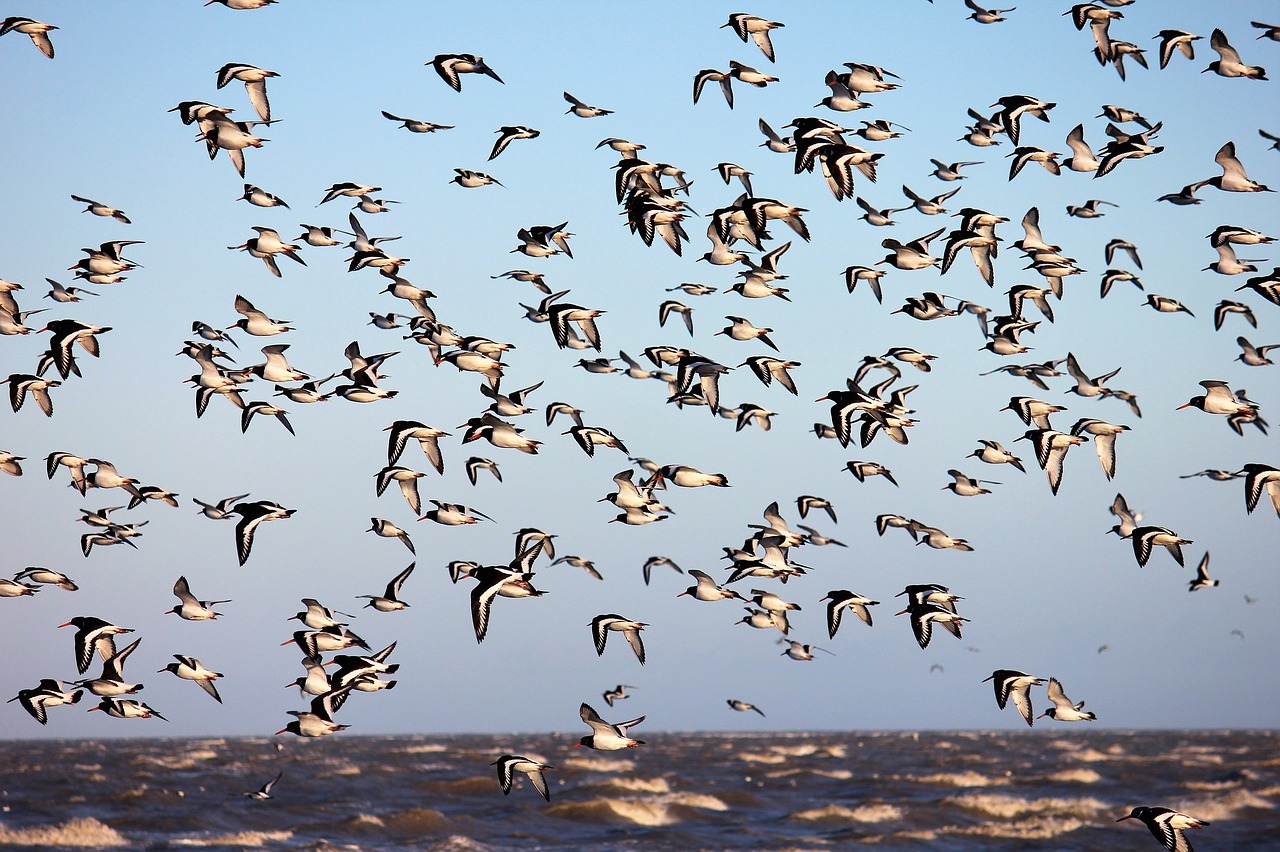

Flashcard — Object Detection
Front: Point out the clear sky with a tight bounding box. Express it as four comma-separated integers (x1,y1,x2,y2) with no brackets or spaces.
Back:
0,1,1275,740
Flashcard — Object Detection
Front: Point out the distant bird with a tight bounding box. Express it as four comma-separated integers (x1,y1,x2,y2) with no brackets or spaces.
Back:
573,702,644,750
1117,806,1209,852
602,684,636,707
492,755,552,801
1038,676,1096,721
1066,199,1116,218
727,699,765,716
642,556,683,586
381,111,453,133
983,670,1044,727
242,771,282,800
1187,552,1218,592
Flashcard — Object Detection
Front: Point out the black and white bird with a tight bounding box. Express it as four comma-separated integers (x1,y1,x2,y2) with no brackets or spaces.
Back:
573,702,644,750
492,754,553,801
982,670,1044,727
242,771,282,800
590,614,647,665
1117,806,1209,852
1038,677,1096,722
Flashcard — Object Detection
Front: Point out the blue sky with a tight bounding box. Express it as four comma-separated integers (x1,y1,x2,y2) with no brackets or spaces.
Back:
1,1,1276,739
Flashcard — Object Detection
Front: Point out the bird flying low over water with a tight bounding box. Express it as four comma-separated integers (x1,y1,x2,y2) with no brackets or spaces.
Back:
574,702,644,750
1117,806,1210,852
492,755,552,801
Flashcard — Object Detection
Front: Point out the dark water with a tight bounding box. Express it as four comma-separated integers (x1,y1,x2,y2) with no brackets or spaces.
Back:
0,730,1273,850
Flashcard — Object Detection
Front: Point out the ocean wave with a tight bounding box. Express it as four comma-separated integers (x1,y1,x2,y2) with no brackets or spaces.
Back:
545,792,729,826
913,771,1010,787
789,803,903,823
0,817,127,847
597,776,671,793
1175,788,1275,821
951,814,1087,840
945,793,1108,819
328,808,455,838
561,756,636,773
417,775,494,795
170,830,293,846
1047,768,1103,784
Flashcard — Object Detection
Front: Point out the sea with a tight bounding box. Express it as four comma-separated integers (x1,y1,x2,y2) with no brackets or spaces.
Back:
0,731,1274,850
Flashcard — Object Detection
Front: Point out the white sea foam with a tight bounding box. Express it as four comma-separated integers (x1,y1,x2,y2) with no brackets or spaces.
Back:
914,771,1009,787
1048,768,1103,784
945,793,1108,819
790,803,903,823
561,756,636,772
171,830,293,846
0,817,127,847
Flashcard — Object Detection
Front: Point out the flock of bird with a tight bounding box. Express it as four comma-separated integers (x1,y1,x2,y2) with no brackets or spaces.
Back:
2,3,1275,848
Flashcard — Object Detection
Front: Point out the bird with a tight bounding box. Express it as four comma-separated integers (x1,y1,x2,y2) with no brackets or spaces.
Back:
727,699,765,716
242,771,283,800
1155,29,1201,69
59,616,132,675
368,517,414,553
1242,464,1280,517
230,500,296,565
88,697,168,722
1117,806,1210,852
216,63,277,122
1038,677,1096,721
359,563,414,612
721,13,784,62
492,755,553,801
1,16,57,58
590,614,647,665
564,92,612,118
895,602,968,649
677,570,744,602
1132,526,1192,568
167,575,230,620
158,655,224,703
7,679,82,725
821,590,879,638
641,556,683,586
1203,28,1267,79
574,702,644,750
1176,380,1255,416
69,195,129,223
1190,142,1272,194
431,54,503,91
602,684,636,707
381,111,453,133
982,670,1044,727
1187,552,1218,593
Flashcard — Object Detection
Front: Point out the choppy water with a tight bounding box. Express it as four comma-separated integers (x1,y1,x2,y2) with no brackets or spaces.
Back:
0,731,1274,850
